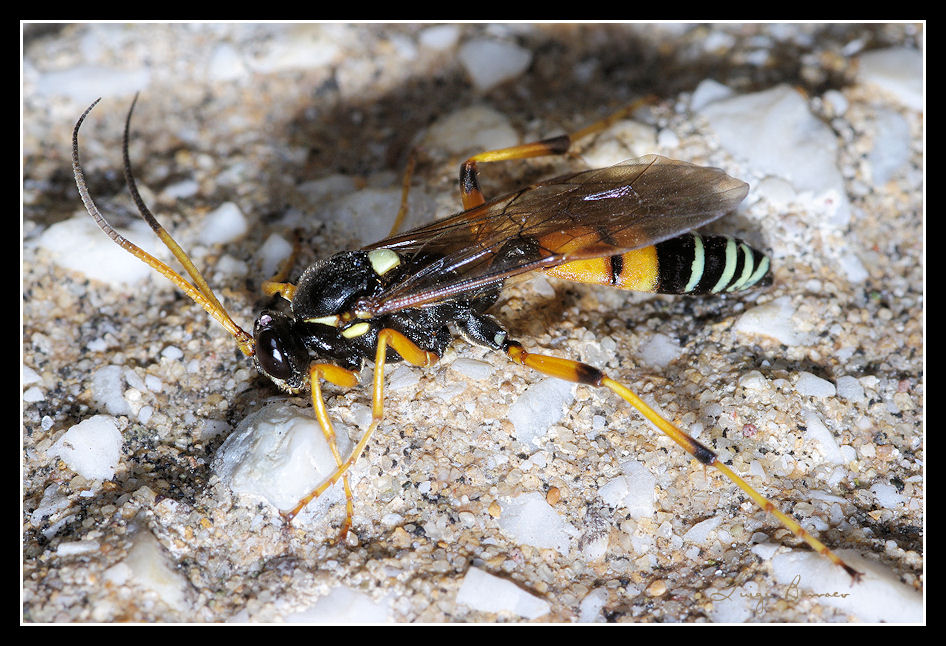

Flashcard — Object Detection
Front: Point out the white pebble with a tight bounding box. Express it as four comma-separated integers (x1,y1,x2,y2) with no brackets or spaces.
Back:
706,580,757,622
769,549,922,622
795,371,836,397
507,378,574,445
56,540,101,556
122,528,190,611
749,460,767,480
319,187,411,247
656,128,680,149
91,365,131,416
213,401,352,519
802,409,844,464
689,79,734,111
450,358,494,381
857,47,922,110
423,105,518,157
496,492,574,555
529,274,556,298
284,586,395,623
201,418,230,441
257,234,294,283
868,109,912,184
682,515,723,544
458,39,532,92
199,202,247,246
870,482,905,509
637,332,683,369
381,513,404,527
296,174,359,204
246,32,339,75
419,25,460,51
700,85,850,227
579,120,657,168
137,405,154,424
207,42,249,82
838,252,869,283
23,366,41,385
385,364,420,391
160,179,199,200
836,375,866,402
738,370,767,391
50,415,123,481
822,88,849,115
456,566,550,619
30,484,70,526
578,587,608,623
734,296,804,346
161,345,184,361
755,175,798,206
214,253,248,278
38,215,159,286
145,374,163,393
580,531,609,563
597,459,656,519
839,444,857,463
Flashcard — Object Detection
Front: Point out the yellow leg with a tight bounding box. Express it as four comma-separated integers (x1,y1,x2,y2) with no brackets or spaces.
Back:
459,95,657,210
504,341,862,581
261,232,300,301
281,364,359,541
387,149,418,237
283,330,438,524
567,94,658,143
261,281,296,302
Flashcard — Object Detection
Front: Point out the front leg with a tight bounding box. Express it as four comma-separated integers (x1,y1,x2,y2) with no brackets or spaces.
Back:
283,330,438,532
281,363,359,543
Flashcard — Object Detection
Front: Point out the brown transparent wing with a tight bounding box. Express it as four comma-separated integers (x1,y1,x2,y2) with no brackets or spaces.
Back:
360,155,749,316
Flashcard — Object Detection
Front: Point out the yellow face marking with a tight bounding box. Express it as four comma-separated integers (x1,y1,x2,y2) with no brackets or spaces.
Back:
305,315,340,327
367,248,400,276
341,321,371,339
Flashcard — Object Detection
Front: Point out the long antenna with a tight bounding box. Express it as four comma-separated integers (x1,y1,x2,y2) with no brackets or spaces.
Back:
72,97,255,356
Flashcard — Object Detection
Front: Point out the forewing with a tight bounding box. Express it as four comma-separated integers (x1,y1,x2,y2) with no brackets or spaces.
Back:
361,155,749,315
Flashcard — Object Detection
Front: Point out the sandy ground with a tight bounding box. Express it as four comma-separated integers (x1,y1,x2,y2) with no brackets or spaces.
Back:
23,23,923,622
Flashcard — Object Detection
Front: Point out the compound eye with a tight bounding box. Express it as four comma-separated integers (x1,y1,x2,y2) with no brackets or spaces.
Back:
255,326,294,381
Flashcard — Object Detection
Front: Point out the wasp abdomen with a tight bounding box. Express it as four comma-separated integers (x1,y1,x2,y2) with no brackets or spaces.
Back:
652,232,771,294
546,232,771,295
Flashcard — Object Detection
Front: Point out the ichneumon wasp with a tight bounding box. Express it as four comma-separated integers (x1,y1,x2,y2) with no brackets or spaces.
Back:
71,94,861,582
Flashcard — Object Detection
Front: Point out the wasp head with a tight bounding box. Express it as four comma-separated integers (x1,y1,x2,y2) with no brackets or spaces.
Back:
252,310,310,392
